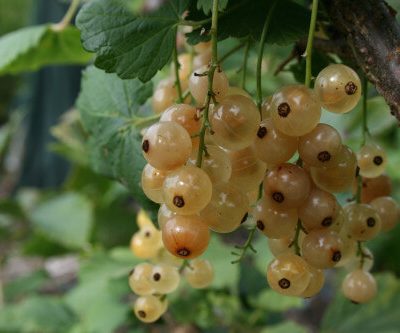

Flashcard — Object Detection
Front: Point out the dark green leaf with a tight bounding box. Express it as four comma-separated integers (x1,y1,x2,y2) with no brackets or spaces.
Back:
65,250,138,333
0,296,76,333
30,192,93,249
0,25,91,75
77,66,157,211
250,289,303,312
186,0,309,46
322,273,400,333
261,321,308,333
197,0,229,14
4,270,48,302
201,236,240,290
76,0,189,81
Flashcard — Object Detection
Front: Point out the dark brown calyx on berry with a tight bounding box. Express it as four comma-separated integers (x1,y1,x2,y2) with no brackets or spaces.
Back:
272,192,284,203
318,151,331,162
129,268,135,276
373,156,383,165
321,217,333,227
332,250,342,262
142,140,150,153
345,81,357,95
241,212,249,224
257,126,267,138
138,310,146,318
256,220,265,230
277,103,291,117
173,195,185,208
367,217,376,227
153,273,161,281
144,231,151,237
177,248,190,257
278,278,291,289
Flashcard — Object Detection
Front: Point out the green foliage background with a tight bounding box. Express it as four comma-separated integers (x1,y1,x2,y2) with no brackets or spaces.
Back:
0,0,400,332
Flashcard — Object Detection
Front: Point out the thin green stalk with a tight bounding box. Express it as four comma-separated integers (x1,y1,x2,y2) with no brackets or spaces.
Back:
178,260,190,273
291,220,303,256
133,113,161,129
304,0,319,87
196,0,219,168
256,0,277,114
173,40,184,103
52,0,80,31
241,38,251,90
356,77,369,203
231,226,257,264
219,42,246,63
361,76,369,147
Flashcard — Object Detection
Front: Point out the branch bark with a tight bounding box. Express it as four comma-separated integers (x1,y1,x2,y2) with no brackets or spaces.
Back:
322,0,400,120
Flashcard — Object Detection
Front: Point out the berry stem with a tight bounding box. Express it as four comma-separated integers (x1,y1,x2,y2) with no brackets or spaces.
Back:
133,113,161,129
196,0,220,168
241,37,251,90
356,76,369,203
231,226,257,264
291,220,303,256
52,0,80,31
256,0,277,115
178,259,190,273
357,241,366,269
304,0,319,88
361,76,369,147
173,39,184,103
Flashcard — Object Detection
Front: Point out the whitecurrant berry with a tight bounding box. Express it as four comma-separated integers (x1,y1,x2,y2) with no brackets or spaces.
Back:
301,229,344,269
357,143,387,178
141,164,170,203
344,203,382,241
134,295,164,323
200,182,249,233
252,118,298,165
314,64,361,114
342,269,377,304
267,253,311,296
270,85,321,136
162,215,210,259
264,163,311,209
298,123,342,168
209,94,260,150
184,259,214,289
142,121,192,171
253,197,298,239
163,165,212,215
149,264,180,294
129,263,154,296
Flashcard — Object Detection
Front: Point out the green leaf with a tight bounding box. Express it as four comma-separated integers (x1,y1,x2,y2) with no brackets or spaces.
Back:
0,296,76,333
201,236,240,290
77,66,157,211
321,273,400,333
65,250,138,333
186,0,309,46
250,289,303,312
0,25,91,75
261,321,308,333
197,0,229,14
76,0,188,81
4,270,48,302
30,193,93,249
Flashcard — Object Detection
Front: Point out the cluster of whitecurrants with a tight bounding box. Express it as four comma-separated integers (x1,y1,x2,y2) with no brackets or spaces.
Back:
131,40,399,322
129,210,214,323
